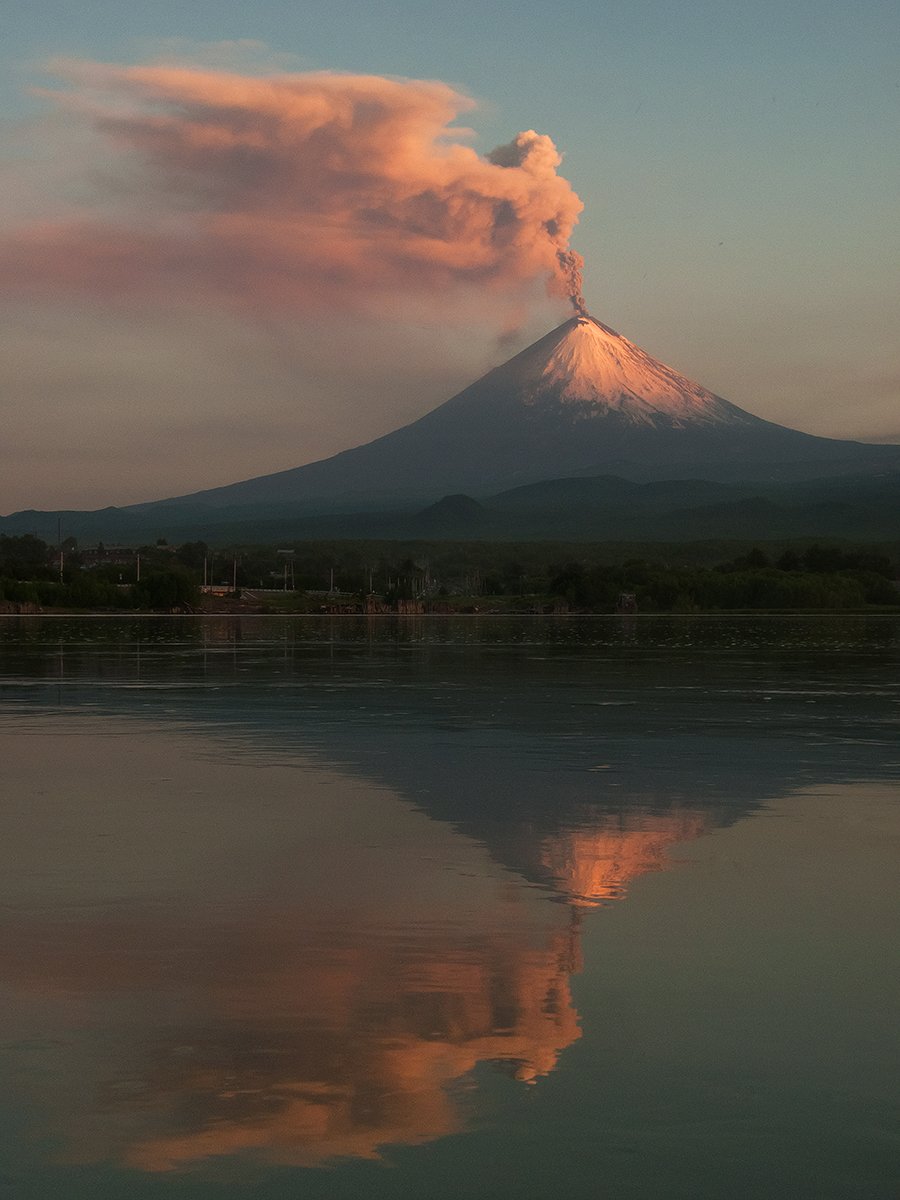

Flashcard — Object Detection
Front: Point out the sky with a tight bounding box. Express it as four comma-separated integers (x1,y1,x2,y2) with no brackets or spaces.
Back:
2,0,898,512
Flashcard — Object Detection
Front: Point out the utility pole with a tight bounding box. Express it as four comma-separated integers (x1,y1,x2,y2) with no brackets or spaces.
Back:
276,549,295,593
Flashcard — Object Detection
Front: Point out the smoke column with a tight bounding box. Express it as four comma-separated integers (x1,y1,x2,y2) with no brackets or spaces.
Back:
557,249,589,317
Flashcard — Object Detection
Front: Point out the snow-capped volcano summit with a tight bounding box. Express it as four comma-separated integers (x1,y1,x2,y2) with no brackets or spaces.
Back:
489,315,747,427
114,313,900,516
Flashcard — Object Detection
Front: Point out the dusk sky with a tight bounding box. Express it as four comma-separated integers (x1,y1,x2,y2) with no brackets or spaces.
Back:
2,0,898,512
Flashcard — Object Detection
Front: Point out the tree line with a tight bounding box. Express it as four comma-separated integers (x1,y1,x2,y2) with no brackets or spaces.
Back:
0,533,897,612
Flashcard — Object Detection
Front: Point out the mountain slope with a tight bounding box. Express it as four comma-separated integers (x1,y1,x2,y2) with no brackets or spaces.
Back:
135,316,898,513
4,315,899,538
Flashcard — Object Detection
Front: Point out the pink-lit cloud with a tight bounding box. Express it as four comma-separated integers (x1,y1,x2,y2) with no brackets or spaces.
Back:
1,61,585,319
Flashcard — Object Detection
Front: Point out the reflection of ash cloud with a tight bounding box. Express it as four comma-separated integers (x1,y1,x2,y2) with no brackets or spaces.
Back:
1,791,715,1171
2,905,583,1170
121,924,582,1170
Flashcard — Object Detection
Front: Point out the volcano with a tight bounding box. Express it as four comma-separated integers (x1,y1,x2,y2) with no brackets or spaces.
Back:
5,315,900,540
140,315,898,515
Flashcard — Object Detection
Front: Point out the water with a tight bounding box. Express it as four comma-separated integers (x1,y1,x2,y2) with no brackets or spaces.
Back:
0,615,897,1198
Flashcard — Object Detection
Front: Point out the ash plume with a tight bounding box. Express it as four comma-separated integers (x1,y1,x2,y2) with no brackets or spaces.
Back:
0,62,586,322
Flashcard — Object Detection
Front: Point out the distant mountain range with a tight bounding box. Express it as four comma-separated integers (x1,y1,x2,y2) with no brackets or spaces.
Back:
5,469,899,547
4,315,899,544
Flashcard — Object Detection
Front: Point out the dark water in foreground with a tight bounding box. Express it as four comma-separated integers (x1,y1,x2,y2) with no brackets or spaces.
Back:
0,615,897,1199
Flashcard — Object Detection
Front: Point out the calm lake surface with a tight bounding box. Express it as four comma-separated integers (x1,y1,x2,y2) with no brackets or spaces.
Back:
1,614,897,1199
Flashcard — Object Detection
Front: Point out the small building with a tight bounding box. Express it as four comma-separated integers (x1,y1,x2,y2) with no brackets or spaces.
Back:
80,544,137,569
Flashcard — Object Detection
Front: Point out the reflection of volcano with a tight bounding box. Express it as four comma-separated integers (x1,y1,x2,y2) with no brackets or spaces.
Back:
0,704,716,1173
3,616,897,1174
538,812,710,906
